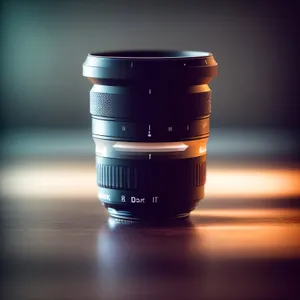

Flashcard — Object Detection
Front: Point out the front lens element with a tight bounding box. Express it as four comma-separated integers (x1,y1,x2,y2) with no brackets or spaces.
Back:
83,50,218,220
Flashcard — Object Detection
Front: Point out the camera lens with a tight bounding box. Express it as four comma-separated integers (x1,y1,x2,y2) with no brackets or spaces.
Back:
83,50,217,220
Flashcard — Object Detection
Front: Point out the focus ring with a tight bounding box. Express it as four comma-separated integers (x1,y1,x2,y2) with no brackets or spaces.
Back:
90,91,211,120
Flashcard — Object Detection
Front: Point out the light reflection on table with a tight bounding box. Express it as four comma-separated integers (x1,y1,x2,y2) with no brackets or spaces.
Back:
2,160,300,300
1,161,300,201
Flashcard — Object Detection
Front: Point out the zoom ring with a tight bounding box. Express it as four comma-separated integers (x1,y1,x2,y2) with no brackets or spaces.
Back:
96,157,206,191
97,164,138,189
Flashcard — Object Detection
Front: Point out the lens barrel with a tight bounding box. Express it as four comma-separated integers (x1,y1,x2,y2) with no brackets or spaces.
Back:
83,50,217,220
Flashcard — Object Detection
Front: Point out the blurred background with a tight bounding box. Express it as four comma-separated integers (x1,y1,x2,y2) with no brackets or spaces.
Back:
0,0,299,201
1,1,300,299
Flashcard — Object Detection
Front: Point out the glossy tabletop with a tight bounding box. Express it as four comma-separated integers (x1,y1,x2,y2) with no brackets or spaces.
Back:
2,158,300,300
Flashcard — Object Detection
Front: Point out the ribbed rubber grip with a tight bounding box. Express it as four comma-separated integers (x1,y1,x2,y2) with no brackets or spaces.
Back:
194,162,206,187
97,164,138,189
96,157,206,191
90,91,211,120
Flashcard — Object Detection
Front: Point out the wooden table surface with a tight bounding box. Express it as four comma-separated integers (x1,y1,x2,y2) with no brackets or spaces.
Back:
2,197,300,300
2,158,300,300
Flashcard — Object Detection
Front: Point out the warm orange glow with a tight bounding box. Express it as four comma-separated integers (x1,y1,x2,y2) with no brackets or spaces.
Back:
190,208,300,258
192,208,300,219
1,162,300,201
194,223,300,258
206,169,300,198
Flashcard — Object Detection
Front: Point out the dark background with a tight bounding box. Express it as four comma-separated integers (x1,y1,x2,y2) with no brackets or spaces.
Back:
0,0,299,132
1,1,300,300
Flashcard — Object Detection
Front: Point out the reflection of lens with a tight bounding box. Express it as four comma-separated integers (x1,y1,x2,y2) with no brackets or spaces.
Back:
83,50,218,220
97,219,204,299
98,218,202,272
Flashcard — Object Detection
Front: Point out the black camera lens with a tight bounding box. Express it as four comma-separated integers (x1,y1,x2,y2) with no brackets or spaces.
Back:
82,50,217,220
